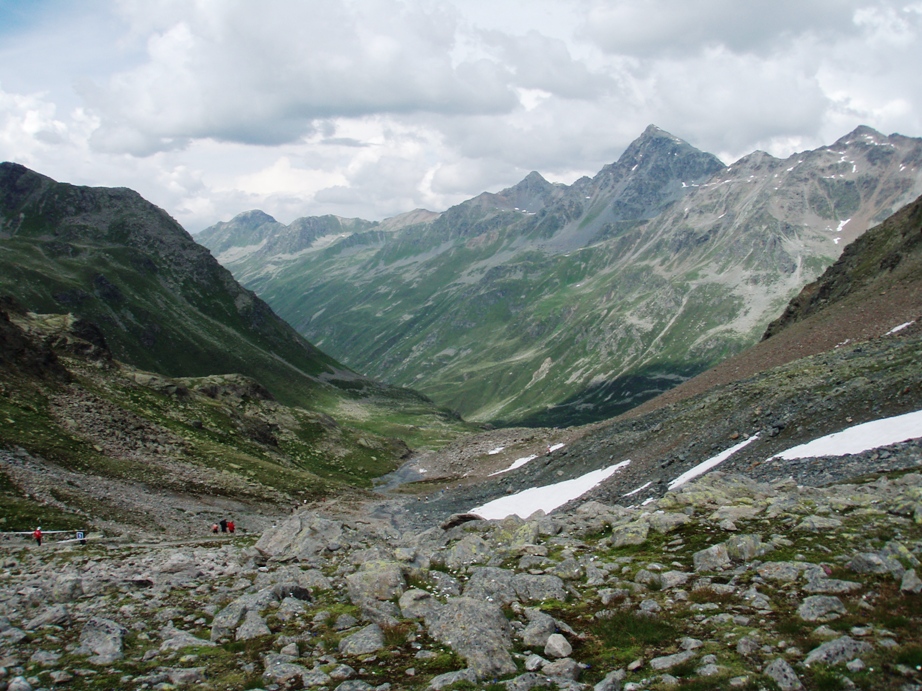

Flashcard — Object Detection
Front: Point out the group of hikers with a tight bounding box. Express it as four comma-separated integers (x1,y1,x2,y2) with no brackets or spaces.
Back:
210,518,235,534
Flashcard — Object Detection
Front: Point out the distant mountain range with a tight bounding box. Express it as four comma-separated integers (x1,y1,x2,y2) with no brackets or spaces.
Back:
199,125,922,426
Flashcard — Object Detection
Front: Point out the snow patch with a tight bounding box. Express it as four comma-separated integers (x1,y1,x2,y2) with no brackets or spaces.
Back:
487,446,505,455
623,481,652,497
489,455,539,477
668,435,760,490
836,218,850,233
548,443,565,453
886,321,915,335
772,410,922,460
470,460,631,520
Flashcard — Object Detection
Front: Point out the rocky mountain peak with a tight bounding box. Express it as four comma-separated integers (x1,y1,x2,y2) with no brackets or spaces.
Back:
230,209,278,229
833,124,887,148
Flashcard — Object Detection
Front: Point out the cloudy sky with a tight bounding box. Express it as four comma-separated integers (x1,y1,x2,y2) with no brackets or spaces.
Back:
2,0,921,232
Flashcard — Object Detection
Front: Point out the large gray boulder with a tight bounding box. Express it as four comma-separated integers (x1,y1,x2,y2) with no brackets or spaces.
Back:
440,535,492,570
79,617,127,664
513,573,568,602
463,566,517,605
159,624,217,651
399,588,441,619
693,543,731,572
338,623,386,655
521,609,557,648
236,610,271,640
428,669,478,689
211,582,309,641
797,596,846,622
544,633,572,658
425,597,516,679
763,658,804,690
24,604,70,630
805,636,873,667
346,561,406,605
255,512,344,563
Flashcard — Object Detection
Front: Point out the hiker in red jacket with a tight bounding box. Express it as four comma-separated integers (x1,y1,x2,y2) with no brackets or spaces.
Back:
227,520,235,534
33,527,42,546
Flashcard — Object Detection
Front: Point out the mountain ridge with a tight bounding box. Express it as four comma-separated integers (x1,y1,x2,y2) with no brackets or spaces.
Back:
199,125,922,427
0,162,476,450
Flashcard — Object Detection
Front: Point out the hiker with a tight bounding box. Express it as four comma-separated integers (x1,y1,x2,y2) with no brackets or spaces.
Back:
76,530,87,545
227,520,235,534
211,523,219,534
219,518,228,533
33,527,42,546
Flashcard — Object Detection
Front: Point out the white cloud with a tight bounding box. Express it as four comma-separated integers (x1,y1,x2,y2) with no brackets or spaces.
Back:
0,0,920,232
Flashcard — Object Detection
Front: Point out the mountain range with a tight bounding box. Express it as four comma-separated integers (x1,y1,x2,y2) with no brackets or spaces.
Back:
199,125,922,427
0,163,475,439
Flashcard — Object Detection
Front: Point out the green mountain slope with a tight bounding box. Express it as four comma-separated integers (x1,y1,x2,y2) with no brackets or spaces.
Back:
199,126,922,426
0,162,473,448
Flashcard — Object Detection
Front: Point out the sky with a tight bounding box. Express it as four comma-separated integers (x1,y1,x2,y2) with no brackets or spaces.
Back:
2,1,921,233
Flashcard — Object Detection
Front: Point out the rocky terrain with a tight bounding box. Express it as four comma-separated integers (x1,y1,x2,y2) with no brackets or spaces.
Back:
2,460,922,691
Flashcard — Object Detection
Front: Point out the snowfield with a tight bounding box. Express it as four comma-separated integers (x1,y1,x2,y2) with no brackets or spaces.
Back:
468,409,922,520
773,409,922,460
470,460,631,519
667,435,760,490
489,454,538,477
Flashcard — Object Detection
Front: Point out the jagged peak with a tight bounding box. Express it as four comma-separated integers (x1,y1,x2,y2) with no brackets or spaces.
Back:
505,170,552,194
833,125,887,148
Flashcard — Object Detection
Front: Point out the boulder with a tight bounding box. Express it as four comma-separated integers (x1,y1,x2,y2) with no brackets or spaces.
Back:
428,668,478,689
463,567,517,605
441,534,492,570
24,604,70,630
847,552,903,576
647,512,690,534
399,588,441,619
795,516,842,531
725,534,764,561
159,625,217,651
521,609,557,648
542,657,582,679
255,512,344,563
513,573,568,602
338,623,385,655
346,561,406,605
763,658,804,690
51,575,83,603
79,617,127,664
901,568,922,594
693,544,731,572
650,650,695,670
805,636,873,667
544,633,572,658
236,610,271,640
611,521,649,547
424,597,516,679
797,596,846,622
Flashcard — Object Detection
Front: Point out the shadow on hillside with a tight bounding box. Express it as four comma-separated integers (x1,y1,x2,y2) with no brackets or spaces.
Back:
504,360,710,429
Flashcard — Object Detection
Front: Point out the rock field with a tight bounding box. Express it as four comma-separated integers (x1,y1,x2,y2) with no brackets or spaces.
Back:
2,464,922,691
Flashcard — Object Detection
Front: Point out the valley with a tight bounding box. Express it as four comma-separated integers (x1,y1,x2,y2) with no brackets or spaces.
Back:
199,125,922,427
0,138,921,690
